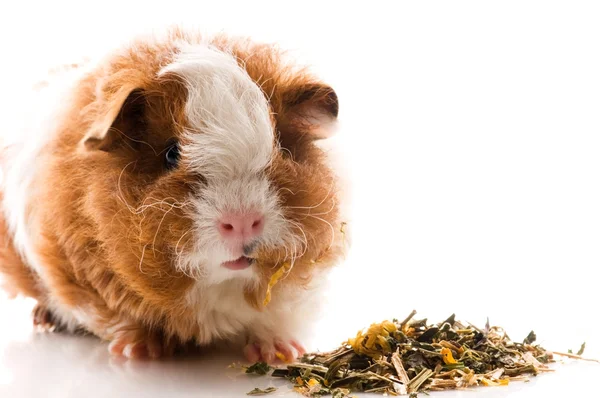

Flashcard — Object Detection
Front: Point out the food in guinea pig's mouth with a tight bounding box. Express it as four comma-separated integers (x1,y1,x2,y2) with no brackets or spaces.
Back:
0,28,348,362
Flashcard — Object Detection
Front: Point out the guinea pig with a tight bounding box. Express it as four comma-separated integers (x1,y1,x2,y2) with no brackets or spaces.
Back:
0,27,348,362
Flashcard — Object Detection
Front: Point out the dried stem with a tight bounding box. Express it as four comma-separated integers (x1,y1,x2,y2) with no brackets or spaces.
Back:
552,351,600,364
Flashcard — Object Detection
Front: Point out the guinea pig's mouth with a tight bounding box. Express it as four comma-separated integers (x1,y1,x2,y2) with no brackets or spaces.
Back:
221,256,256,271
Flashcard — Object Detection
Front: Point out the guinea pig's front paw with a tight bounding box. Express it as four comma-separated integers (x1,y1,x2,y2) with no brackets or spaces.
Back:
244,337,306,364
108,327,174,360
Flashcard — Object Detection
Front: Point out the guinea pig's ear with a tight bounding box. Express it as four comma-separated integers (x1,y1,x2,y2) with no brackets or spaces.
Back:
283,83,339,139
82,86,146,151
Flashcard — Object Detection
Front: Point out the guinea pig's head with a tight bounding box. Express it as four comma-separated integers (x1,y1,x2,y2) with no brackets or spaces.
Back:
77,36,345,295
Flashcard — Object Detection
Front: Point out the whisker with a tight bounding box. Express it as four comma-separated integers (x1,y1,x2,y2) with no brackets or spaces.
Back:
283,180,335,212
306,214,335,252
134,197,188,215
175,228,193,257
151,204,176,256
116,161,137,213
287,219,309,258
113,128,159,156
138,244,149,275
277,187,305,197
297,198,337,217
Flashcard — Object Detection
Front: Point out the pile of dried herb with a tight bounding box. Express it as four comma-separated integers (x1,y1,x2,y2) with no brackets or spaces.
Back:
248,310,567,396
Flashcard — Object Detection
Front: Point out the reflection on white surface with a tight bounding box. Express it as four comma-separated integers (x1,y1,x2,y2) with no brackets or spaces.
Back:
0,296,598,397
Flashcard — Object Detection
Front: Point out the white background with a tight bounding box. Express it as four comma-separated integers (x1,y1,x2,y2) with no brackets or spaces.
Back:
0,1,599,397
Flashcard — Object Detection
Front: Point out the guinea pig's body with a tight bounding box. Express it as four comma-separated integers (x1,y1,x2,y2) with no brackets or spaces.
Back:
0,29,347,361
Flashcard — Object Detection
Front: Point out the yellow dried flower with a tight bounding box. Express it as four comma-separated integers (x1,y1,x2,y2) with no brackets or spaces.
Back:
263,262,290,306
307,379,320,387
347,320,398,359
275,352,287,362
441,347,458,365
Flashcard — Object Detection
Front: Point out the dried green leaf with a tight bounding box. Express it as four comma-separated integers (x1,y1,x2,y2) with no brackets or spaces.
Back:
270,368,289,378
331,388,350,398
440,313,456,327
416,327,439,343
245,362,273,375
523,331,537,345
505,364,537,377
246,386,277,396
404,350,429,370
409,318,429,329
577,342,586,356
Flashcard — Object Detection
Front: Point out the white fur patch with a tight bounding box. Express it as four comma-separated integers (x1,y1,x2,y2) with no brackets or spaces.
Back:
52,302,91,333
185,279,258,343
184,266,331,349
159,43,274,180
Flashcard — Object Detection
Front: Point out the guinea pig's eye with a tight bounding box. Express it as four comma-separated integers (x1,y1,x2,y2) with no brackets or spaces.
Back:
164,141,180,170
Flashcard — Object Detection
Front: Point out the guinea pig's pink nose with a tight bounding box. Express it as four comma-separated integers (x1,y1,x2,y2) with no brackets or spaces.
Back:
218,212,265,242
